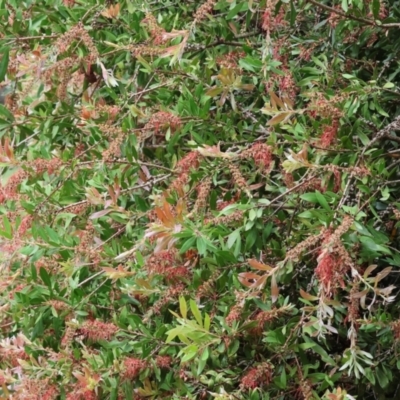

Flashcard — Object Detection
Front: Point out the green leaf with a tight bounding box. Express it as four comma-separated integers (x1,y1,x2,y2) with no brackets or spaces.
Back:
196,236,207,256
315,190,331,211
227,228,241,249
0,47,9,83
227,2,248,20
2,215,12,238
204,313,211,331
376,367,389,388
190,299,203,327
39,267,52,289
196,356,207,376
181,344,198,362
179,296,187,319
228,339,240,357
300,193,318,203
290,0,297,26
372,0,380,19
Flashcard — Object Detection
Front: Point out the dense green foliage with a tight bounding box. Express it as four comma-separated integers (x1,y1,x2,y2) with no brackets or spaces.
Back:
2,0,400,398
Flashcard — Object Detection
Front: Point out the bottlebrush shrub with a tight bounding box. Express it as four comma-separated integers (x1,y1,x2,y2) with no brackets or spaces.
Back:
1,0,400,398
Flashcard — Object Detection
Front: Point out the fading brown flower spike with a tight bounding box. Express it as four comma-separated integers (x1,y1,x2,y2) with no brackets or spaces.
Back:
205,210,243,226
391,319,400,341
286,229,326,261
142,13,167,45
192,177,212,213
228,163,248,193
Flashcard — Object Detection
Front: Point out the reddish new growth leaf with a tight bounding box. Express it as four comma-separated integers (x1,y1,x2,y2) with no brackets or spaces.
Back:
0,334,29,367
123,357,147,379
68,367,100,400
81,320,118,341
16,378,59,400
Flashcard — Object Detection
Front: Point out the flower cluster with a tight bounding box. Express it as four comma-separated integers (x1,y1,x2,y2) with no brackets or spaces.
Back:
240,362,273,389
241,142,273,172
169,151,201,193
80,319,118,341
28,158,63,175
54,22,98,59
156,355,172,369
15,378,59,400
0,334,29,367
315,217,355,292
145,249,177,275
176,151,201,173
0,168,28,202
286,229,326,261
123,357,147,379
307,93,343,120
261,0,287,33
102,133,124,162
76,221,95,256
319,119,339,148
144,111,181,136
145,283,187,319
216,51,245,72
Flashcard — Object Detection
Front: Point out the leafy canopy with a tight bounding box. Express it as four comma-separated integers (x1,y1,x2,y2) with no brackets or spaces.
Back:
1,0,400,399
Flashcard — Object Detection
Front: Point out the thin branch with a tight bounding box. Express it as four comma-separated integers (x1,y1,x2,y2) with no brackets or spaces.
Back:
7,34,59,42
307,0,373,25
56,174,171,212
382,133,400,144
307,0,400,28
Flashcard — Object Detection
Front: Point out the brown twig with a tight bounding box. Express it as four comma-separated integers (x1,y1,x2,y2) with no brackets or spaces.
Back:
307,0,400,28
